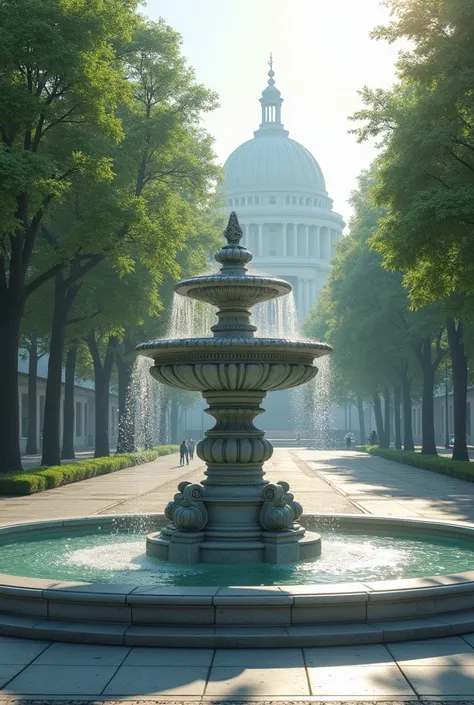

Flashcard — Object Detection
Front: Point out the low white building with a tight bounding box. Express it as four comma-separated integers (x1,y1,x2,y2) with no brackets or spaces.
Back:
18,354,119,455
411,386,474,447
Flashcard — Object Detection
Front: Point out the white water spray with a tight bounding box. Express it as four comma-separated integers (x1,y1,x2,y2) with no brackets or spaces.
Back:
125,283,334,449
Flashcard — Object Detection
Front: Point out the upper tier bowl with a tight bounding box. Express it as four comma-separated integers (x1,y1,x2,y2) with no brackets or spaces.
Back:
174,273,291,308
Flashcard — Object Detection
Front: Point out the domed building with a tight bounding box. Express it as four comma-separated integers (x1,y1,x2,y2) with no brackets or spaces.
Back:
183,62,350,443
223,60,345,321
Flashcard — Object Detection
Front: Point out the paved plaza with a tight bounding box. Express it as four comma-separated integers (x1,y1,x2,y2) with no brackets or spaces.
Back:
2,448,474,700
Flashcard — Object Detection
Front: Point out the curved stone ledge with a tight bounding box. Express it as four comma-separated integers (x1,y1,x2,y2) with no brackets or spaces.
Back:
1,513,474,646
151,361,317,393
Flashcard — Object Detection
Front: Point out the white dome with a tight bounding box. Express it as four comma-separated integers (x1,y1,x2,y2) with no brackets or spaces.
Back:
224,133,326,194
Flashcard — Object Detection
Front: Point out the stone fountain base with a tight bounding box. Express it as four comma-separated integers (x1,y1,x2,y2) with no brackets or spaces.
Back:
145,476,321,565
146,527,322,565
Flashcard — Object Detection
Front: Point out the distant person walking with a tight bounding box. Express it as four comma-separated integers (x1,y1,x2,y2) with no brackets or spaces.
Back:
188,439,195,460
345,433,352,450
369,430,378,446
296,432,301,446
179,440,189,466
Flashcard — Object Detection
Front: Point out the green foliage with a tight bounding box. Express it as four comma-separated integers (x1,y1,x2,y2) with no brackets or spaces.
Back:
303,166,433,401
350,0,474,311
364,445,474,480
0,445,178,495
0,0,137,243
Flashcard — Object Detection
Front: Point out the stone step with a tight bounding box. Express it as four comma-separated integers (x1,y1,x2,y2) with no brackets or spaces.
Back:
1,608,474,647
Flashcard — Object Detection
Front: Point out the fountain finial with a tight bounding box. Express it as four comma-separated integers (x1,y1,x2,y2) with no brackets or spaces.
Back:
224,211,243,245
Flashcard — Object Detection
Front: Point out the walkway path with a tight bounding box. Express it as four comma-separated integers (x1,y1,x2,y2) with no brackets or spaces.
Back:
0,453,190,526
294,448,474,522
98,448,358,516
2,448,474,701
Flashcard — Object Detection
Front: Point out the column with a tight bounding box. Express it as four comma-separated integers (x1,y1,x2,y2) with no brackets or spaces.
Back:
257,223,263,256
304,225,310,257
297,278,304,320
282,223,288,257
316,226,321,260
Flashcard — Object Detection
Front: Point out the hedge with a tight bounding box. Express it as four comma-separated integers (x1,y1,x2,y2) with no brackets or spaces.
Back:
0,445,179,496
364,445,474,482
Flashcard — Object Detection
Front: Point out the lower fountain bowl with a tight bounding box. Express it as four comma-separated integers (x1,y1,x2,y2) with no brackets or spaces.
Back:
2,513,474,647
145,528,322,564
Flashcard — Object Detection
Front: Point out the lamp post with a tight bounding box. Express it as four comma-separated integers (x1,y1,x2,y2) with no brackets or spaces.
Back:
445,360,450,450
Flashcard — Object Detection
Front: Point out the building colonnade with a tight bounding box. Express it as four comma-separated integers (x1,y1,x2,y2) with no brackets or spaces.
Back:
240,222,340,261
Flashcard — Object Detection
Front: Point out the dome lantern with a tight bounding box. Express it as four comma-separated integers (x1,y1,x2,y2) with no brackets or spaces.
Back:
256,55,289,137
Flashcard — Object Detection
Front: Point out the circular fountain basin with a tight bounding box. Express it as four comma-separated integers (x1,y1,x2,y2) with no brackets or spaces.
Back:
2,513,474,647
136,338,332,393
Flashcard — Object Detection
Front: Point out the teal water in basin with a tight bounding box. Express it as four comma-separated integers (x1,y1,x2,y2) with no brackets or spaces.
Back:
0,528,473,586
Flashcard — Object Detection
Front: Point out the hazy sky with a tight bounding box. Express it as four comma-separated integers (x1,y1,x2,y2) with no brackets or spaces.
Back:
144,0,401,225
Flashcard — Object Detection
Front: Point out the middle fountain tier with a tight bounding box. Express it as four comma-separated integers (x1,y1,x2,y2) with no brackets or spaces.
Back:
136,212,331,565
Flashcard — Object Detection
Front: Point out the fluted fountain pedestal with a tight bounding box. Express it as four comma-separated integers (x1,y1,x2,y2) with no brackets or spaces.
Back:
137,213,330,565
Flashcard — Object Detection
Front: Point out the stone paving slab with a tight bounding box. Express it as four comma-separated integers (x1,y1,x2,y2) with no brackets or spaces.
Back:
0,638,473,700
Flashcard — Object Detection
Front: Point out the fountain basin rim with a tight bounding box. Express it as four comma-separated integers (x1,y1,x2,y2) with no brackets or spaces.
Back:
2,512,474,598
136,337,332,356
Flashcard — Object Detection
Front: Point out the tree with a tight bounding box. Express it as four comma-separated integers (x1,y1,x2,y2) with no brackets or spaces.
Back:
115,204,223,453
61,340,78,460
305,168,445,453
350,0,474,459
37,19,220,466
20,290,52,455
0,0,138,471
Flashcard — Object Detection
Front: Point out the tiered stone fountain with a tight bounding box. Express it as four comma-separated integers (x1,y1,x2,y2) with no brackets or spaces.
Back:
137,212,331,565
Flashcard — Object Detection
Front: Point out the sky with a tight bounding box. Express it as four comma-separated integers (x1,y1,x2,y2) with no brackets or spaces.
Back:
143,0,401,225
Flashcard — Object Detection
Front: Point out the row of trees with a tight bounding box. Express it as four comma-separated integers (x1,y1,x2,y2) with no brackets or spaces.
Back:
305,0,474,461
0,0,222,473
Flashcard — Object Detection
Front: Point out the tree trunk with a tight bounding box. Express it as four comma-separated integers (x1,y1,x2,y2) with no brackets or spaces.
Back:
446,317,469,461
88,334,116,458
382,386,391,448
356,394,365,447
417,337,438,456
116,352,135,454
394,384,402,450
399,363,414,451
61,342,77,459
170,398,179,445
41,274,68,466
159,399,169,444
372,393,384,446
0,304,24,472
25,337,39,455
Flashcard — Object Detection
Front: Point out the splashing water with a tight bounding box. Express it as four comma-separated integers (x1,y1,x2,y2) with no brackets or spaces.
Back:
168,295,216,338
125,279,334,448
3,527,474,586
253,294,300,338
121,356,169,450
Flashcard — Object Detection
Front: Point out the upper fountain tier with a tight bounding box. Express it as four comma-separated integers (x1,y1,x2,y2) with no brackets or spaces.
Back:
136,212,331,393
174,212,291,318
